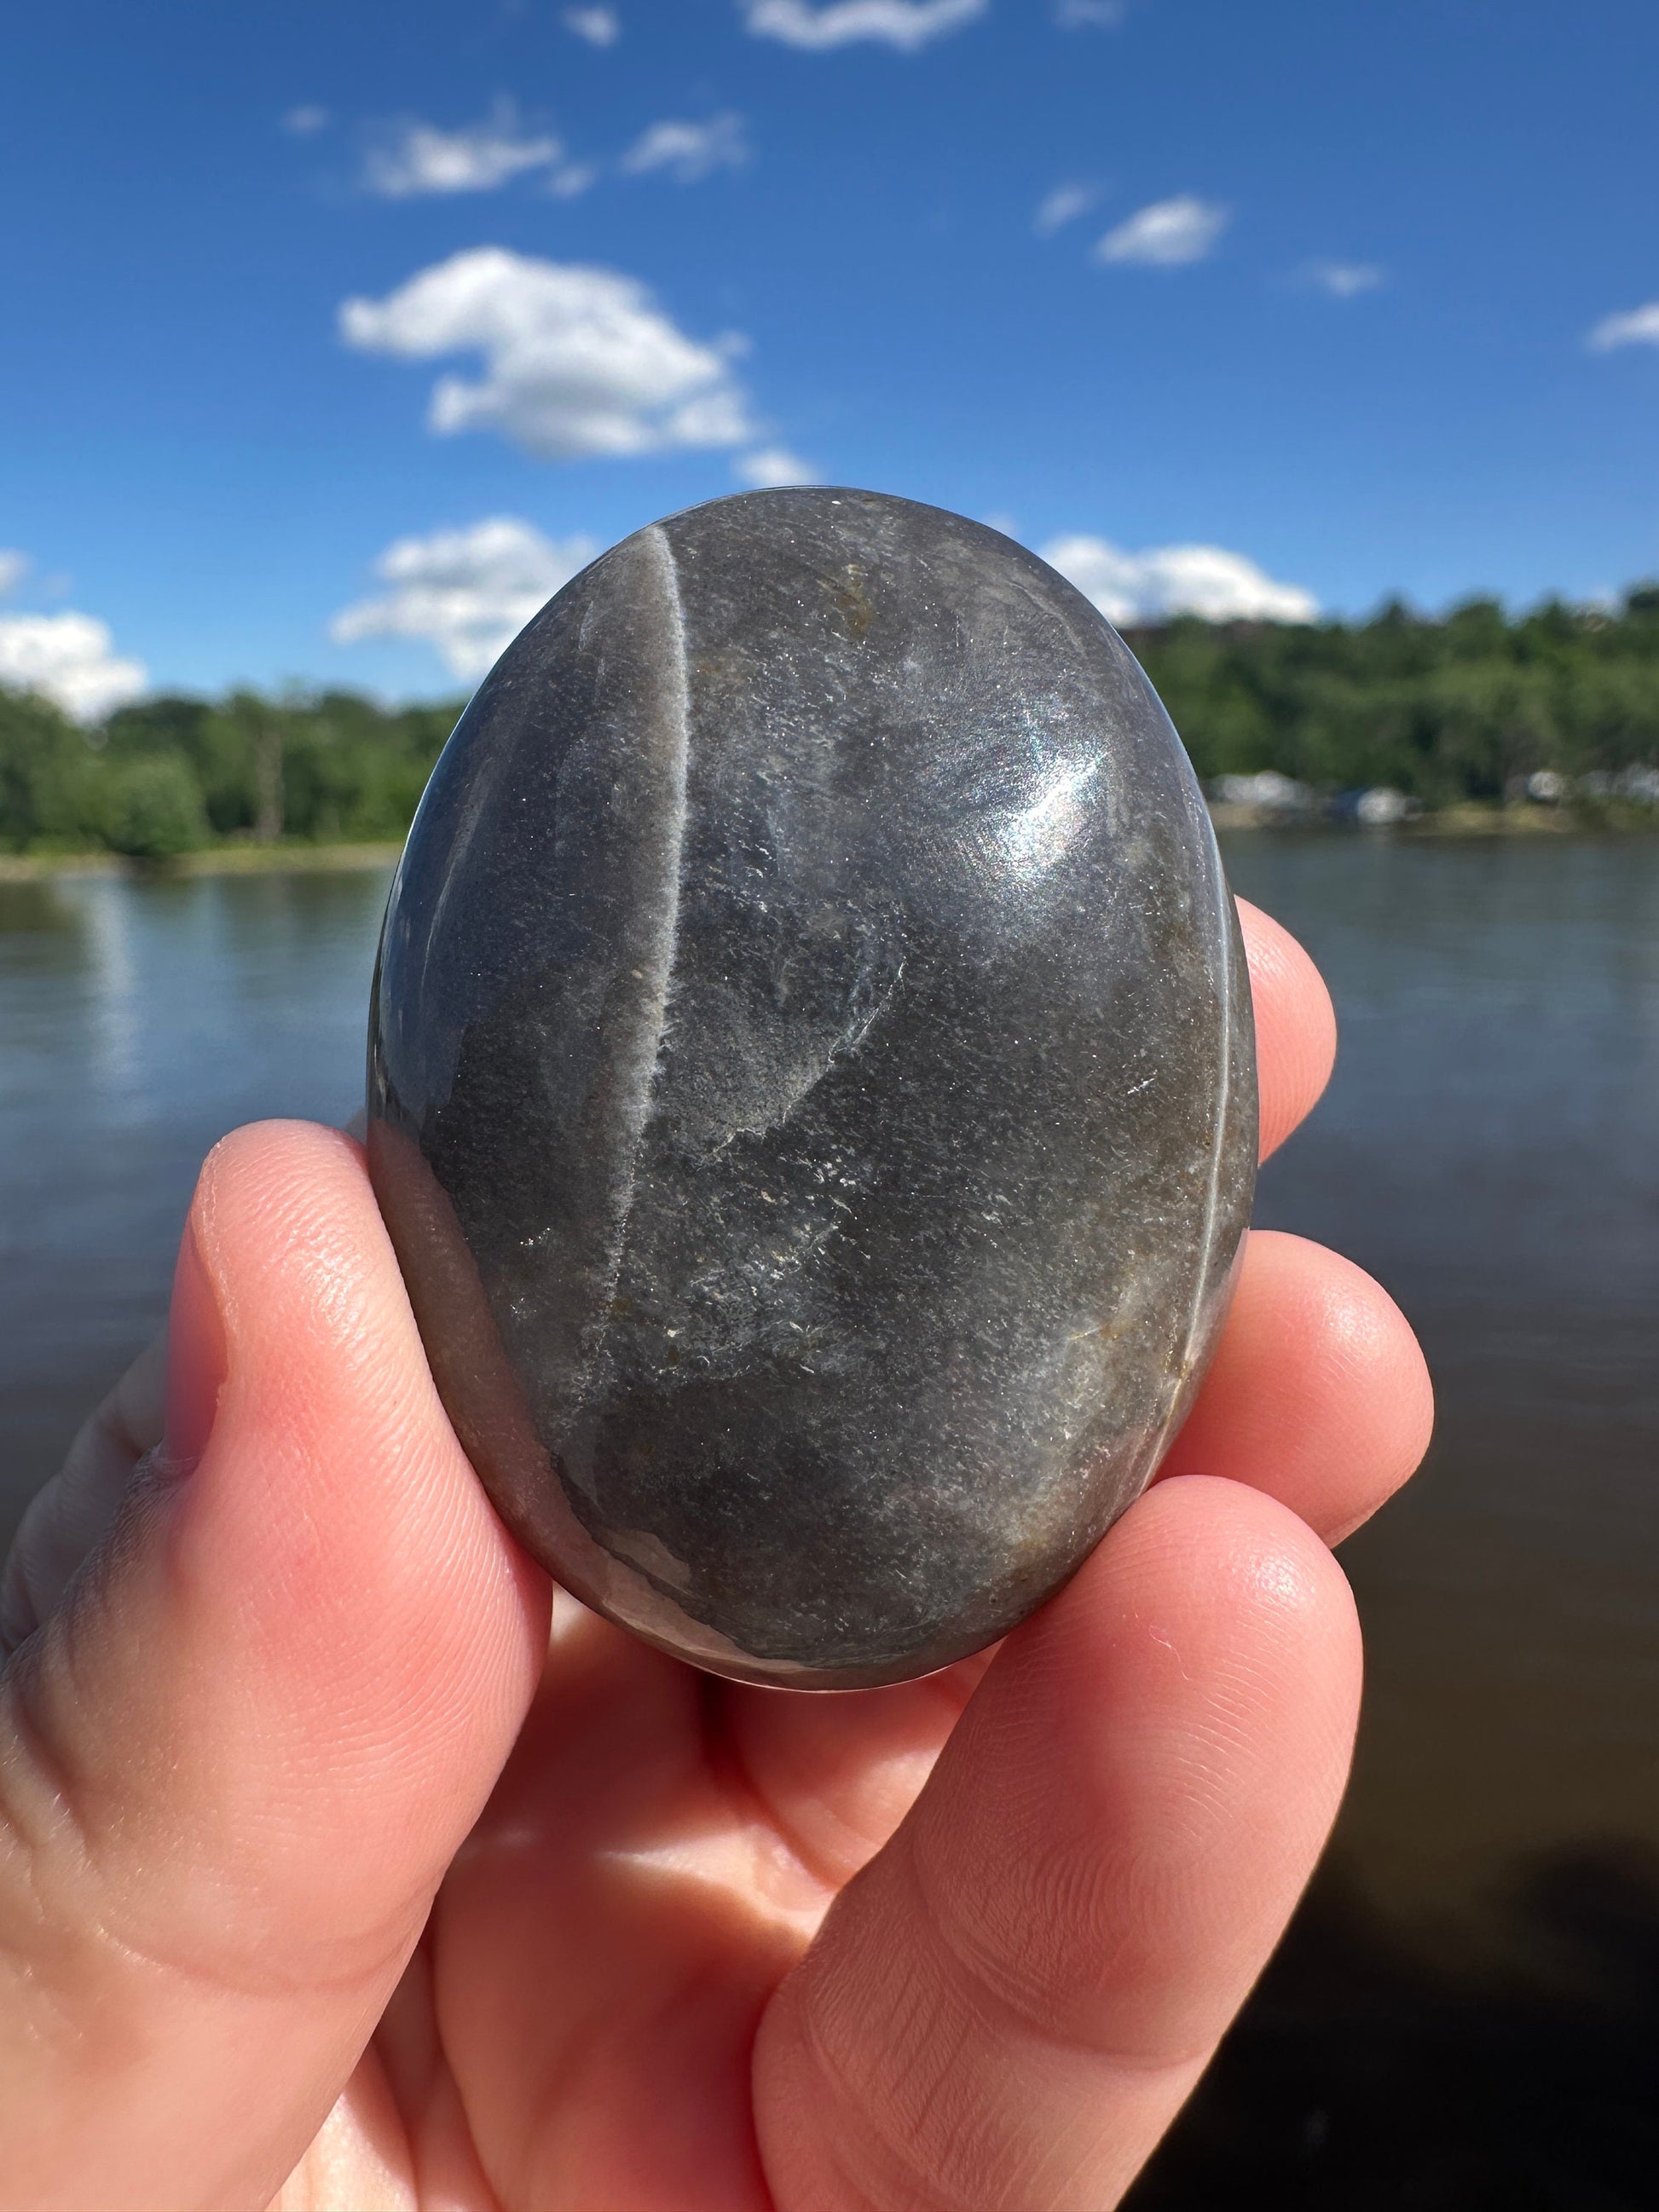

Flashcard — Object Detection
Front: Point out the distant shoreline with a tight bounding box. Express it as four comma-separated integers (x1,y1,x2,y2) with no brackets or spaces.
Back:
0,841,406,883
3,806,1655,885
1205,800,1659,836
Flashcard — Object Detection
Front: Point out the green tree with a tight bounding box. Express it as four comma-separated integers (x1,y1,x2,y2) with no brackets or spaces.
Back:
0,690,102,850
99,752,209,859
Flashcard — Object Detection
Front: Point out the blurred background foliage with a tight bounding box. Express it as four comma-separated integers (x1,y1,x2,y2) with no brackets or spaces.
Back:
4,587,1659,857
0,686,463,858
1129,586,1659,803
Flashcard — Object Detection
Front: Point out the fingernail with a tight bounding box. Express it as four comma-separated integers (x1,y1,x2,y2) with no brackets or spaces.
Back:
164,1218,228,1476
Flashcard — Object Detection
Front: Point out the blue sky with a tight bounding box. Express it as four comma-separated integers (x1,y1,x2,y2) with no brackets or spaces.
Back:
3,0,1658,713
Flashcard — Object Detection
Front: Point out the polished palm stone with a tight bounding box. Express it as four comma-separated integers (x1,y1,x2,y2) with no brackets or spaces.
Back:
367,488,1256,1689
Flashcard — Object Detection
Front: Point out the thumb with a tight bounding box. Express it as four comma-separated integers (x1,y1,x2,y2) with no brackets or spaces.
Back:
0,1121,548,2212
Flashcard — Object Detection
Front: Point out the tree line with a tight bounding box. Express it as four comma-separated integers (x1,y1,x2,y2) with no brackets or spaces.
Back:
0,688,464,858
1124,585,1659,806
3,587,1659,858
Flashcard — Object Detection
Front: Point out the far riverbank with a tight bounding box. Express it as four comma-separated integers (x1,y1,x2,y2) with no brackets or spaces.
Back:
4,805,1656,883
0,841,405,883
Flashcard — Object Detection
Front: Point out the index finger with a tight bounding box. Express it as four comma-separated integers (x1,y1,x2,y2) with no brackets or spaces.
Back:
1238,898,1337,1161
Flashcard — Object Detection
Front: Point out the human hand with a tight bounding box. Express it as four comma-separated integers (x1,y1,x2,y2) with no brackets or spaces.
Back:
0,900,1431,2212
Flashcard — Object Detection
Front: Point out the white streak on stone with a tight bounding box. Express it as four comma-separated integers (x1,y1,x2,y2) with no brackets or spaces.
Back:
1181,812,1235,1378
1143,794,1236,1477
581,523,691,1390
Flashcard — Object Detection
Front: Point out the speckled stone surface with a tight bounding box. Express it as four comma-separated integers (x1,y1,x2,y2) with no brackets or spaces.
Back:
367,488,1255,1689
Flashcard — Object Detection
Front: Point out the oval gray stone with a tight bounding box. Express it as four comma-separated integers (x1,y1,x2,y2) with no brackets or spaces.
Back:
367,488,1256,1689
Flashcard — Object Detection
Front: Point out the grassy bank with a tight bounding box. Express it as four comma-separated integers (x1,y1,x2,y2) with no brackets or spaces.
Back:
0,840,405,883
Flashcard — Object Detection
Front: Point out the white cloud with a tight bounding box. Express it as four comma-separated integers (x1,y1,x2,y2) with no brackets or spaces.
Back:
621,113,749,183
1034,180,1101,235
563,5,621,43
339,248,758,459
282,104,330,135
1587,302,1659,352
1095,194,1229,267
1055,0,1124,24
1304,259,1384,298
0,550,28,598
363,106,564,198
0,610,147,722
332,517,601,681
735,446,819,487
741,0,987,53
1042,534,1318,625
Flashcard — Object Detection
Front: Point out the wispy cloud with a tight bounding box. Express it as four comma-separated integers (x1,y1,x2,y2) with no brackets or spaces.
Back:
548,161,598,199
1055,0,1124,26
281,105,330,136
1302,259,1384,298
1587,302,1659,352
735,446,820,487
339,248,757,459
332,517,599,680
1034,180,1101,236
1043,534,1317,624
741,0,987,54
362,105,569,198
563,5,621,43
1095,194,1229,267
621,113,749,183
0,550,27,598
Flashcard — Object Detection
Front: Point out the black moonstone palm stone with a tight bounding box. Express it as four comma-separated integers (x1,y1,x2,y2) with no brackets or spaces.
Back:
367,488,1256,1689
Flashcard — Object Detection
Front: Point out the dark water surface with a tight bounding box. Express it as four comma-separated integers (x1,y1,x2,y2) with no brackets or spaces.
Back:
0,869,388,1516
3,839,1656,2202
1140,835,1659,2209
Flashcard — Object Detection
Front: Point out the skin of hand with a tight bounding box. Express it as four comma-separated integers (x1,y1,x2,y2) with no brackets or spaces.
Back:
0,899,1432,2212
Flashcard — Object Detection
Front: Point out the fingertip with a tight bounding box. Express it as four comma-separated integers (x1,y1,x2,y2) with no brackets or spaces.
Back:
1165,1230,1434,1541
847,1479,1360,2117
189,1118,372,1282
1005,1473,1362,1787
1236,898,1338,1158
188,1120,446,1502
182,1114,544,1639
1085,1471,1362,1723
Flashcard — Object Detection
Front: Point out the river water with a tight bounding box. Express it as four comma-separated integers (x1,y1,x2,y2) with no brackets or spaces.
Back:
2,838,1656,2203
